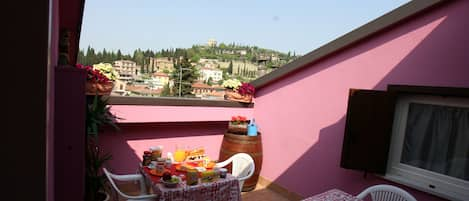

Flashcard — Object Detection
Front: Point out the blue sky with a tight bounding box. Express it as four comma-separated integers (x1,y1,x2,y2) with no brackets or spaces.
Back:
80,0,410,55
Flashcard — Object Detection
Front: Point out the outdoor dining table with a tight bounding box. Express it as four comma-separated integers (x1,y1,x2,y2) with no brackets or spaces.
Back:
140,165,241,201
301,189,363,201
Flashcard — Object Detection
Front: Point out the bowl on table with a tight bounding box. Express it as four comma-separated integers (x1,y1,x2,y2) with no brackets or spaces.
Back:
160,176,181,188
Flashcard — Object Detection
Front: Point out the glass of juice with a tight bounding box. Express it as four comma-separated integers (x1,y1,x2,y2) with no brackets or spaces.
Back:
174,145,186,163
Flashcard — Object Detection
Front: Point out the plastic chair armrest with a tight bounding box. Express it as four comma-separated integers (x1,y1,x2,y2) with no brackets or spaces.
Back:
215,159,232,168
110,173,148,194
124,193,158,200
110,173,144,182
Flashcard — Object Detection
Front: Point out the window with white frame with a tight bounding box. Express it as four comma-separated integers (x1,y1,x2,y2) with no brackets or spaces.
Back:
385,95,469,201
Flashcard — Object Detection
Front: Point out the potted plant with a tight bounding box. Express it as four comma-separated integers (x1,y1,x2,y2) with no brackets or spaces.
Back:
77,63,118,95
85,95,120,201
223,79,255,103
236,82,255,103
222,78,242,92
228,116,249,134
86,138,111,201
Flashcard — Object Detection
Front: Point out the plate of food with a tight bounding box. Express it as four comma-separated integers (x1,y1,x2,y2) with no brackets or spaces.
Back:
160,172,180,188
149,169,169,177
175,163,194,172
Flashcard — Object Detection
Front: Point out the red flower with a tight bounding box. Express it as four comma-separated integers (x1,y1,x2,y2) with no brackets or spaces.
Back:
76,64,112,84
230,115,248,125
237,83,255,96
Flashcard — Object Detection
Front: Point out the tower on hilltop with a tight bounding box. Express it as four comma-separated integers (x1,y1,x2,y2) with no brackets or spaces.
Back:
207,38,217,47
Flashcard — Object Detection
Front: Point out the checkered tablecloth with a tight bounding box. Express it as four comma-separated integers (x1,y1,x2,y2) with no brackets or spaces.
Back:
140,167,241,201
302,189,363,201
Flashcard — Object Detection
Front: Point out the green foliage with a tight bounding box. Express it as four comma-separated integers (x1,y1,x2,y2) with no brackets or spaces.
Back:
78,43,294,68
85,138,112,201
77,44,299,86
171,56,199,97
78,47,132,66
86,95,119,136
160,83,171,97
140,65,145,74
227,60,233,74
117,50,122,60
133,48,145,66
85,95,120,201
190,55,200,63
78,50,86,65
207,77,213,86
221,69,230,80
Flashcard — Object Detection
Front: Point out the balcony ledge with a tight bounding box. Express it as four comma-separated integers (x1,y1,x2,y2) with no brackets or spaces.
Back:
108,96,254,123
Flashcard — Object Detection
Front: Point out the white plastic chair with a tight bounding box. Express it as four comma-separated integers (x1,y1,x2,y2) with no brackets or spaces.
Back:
357,184,417,201
103,168,158,201
215,153,255,191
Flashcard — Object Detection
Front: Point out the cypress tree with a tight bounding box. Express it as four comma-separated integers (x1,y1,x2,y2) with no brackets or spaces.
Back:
227,60,233,74
117,49,122,60
77,49,86,64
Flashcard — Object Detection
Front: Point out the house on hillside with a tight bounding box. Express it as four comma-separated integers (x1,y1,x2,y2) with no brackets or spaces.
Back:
126,84,162,96
207,38,217,47
146,72,170,90
200,67,223,83
156,57,174,72
191,82,224,99
113,60,138,81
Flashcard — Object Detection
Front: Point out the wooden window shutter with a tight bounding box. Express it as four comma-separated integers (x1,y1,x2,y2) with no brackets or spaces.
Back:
340,89,396,174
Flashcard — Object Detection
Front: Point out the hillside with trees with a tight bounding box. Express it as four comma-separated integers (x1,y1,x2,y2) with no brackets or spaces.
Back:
78,43,299,71
76,42,301,98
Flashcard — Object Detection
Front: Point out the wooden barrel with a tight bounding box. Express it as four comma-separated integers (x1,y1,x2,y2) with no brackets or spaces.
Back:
219,132,262,192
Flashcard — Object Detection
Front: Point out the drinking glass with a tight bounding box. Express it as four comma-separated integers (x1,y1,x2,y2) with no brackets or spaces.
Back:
174,145,186,163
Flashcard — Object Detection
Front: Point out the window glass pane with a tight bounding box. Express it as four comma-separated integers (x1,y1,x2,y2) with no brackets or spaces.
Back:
401,103,469,181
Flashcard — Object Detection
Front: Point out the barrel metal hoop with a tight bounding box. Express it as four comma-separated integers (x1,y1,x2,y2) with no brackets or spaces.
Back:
220,148,263,157
224,137,261,145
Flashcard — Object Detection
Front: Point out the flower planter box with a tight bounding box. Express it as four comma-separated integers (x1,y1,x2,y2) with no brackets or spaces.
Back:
224,90,253,103
86,81,114,95
228,123,248,134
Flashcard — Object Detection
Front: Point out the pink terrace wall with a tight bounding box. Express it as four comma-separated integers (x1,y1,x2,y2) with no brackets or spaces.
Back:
100,122,226,174
254,1,468,201
101,106,253,174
